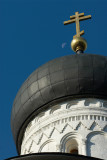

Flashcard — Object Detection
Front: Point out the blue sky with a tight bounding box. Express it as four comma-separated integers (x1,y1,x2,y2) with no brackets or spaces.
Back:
0,0,107,159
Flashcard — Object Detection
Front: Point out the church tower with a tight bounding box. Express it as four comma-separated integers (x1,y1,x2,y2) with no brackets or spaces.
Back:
10,12,107,160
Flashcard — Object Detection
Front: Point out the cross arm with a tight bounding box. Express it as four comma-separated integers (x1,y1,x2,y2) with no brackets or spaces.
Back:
64,15,91,25
73,30,84,38
70,12,84,19
79,15,91,21
64,18,76,25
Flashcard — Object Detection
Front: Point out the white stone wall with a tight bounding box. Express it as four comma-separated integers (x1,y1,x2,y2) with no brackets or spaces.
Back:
21,98,107,160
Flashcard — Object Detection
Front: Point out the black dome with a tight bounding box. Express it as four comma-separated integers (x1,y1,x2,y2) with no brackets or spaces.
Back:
6,152,102,160
11,54,107,153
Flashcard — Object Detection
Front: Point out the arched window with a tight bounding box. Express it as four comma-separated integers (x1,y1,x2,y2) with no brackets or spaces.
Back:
65,139,78,154
60,133,82,154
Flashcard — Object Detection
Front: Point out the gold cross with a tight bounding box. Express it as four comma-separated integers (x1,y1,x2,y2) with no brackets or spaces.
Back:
64,12,91,38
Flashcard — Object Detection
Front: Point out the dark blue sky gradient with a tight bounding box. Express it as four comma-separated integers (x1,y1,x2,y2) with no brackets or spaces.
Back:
0,0,107,159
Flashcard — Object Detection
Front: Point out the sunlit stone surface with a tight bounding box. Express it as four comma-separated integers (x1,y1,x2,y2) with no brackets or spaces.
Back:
21,98,107,160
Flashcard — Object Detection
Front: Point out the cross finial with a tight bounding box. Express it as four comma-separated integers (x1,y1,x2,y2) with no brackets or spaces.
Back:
64,12,91,38
63,12,91,54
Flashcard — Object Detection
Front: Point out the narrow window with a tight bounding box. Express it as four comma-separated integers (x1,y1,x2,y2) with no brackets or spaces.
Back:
90,115,92,120
86,115,88,120
102,116,104,121
94,115,96,120
98,116,100,120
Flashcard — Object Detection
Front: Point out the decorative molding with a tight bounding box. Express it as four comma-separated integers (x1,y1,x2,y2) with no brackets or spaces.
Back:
21,98,107,157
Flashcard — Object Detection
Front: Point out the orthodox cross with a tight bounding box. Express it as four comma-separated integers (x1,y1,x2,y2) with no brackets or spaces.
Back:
64,12,91,38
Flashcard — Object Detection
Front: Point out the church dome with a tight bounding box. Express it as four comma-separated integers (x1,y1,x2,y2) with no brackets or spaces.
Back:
11,53,107,153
